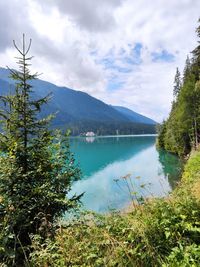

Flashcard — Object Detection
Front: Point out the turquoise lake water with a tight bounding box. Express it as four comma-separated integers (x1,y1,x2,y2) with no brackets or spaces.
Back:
69,135,182,213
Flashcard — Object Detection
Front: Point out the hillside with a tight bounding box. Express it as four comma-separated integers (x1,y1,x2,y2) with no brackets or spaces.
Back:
0,68,156,135
113,105,156,125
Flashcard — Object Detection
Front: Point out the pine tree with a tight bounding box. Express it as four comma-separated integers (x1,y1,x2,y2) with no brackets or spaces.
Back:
0,35,81,265
192,18,200,65
173,67,181,98
192,18,200,80
183,55,191,83
193,80,200,148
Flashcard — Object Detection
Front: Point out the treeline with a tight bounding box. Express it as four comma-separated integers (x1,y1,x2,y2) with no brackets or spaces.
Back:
157,19,200,156
65,120,156,136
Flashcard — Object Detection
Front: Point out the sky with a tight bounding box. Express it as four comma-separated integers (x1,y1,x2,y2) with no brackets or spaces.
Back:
0,0,199,122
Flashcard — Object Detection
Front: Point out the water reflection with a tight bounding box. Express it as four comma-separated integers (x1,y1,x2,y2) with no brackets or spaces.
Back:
70,136,155,178
158,149,183,189
69,136,182,213
85,136,95,143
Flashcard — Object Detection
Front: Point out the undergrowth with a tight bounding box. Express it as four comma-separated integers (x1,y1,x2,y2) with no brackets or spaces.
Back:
29,151,200,266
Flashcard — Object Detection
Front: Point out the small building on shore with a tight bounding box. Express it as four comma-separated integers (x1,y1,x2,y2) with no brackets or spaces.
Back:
85,131,96,137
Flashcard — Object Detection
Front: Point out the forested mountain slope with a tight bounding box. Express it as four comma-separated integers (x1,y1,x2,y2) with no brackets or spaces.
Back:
113,105,156,125
157,19,200,156
0,68,156,135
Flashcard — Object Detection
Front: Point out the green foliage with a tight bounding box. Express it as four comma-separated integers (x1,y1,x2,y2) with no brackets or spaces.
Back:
0,36,81,266
183,56,192,83
156,121,167,148
173,67,182,98
29,151,200,267
182,150,200,183
157,20,200,156
163,244,200,267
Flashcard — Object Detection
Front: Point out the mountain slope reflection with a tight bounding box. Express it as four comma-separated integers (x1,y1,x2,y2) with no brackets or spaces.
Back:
70,136,155,178
69,136,181,213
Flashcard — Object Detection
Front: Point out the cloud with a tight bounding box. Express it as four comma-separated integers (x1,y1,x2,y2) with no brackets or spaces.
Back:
39,0,123,32
0,0,200,122
0,0,30,51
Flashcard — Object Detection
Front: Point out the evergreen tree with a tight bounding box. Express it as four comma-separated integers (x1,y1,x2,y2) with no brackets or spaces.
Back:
183,55,191,83
192,18,200,65
193,80,200,148
173,67,181,98
156,120,167,148
0,35,81,265
157,19,200,155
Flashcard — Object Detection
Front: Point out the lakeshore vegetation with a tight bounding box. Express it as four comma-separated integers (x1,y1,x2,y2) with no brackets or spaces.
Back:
0,20,200,267
30,150,200,266
157,19,200,156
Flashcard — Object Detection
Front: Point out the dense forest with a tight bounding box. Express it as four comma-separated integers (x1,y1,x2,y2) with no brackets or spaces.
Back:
157,19,200,156
68,120,156,136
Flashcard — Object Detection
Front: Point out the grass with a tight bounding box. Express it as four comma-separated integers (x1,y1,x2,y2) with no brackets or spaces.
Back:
30,151,200,266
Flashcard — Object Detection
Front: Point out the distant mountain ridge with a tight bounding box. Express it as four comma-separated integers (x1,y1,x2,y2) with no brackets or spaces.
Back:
0,67,156,135
112,106,156,125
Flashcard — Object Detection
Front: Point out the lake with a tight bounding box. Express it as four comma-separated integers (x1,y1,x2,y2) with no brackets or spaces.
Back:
69,135,182,213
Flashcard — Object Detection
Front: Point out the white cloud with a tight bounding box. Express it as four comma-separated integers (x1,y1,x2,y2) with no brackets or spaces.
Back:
43,0,123,32
0,0,199,121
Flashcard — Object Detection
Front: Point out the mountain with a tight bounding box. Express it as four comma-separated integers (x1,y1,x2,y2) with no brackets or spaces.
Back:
0,67,156,135
112,106,156,125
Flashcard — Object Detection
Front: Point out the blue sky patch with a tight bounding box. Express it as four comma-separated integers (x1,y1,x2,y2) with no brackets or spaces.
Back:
106,76,125,91
98,56,132,73
151,49,175,62
122,42,143,65
97,42,143,73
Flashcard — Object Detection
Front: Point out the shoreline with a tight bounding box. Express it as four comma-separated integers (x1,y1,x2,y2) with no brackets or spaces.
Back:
70,134,158,138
